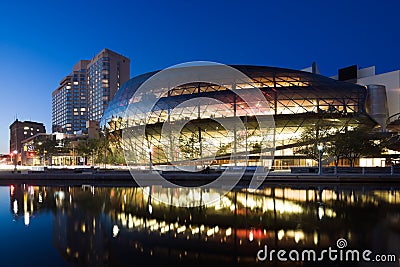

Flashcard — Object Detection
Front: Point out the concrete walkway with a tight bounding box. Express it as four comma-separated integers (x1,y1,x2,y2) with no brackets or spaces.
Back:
1,169,400,188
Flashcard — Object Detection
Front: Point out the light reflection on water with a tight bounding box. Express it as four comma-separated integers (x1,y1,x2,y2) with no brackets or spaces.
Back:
4,184,400,266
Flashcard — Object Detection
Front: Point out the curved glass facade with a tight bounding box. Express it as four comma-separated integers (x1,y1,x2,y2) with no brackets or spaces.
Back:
101,65,376,168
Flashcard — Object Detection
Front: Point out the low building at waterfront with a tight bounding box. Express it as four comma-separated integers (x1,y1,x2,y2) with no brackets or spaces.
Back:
20,132,88,166
9,119,46,164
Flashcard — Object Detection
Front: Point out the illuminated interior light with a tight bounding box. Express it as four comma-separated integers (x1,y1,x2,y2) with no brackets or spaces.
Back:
313,231,319,245
191,227,200,235
128,215,134,229
294,230,304,243
318,205,324,220
325,208,336,218
112,225,120,237
24,212,29,226
13,200,18,214
177,226,186,233
207,228,214,236
249,231,254,242
277,229,284,240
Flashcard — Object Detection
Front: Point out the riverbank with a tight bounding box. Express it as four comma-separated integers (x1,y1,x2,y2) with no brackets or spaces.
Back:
1,168,400,188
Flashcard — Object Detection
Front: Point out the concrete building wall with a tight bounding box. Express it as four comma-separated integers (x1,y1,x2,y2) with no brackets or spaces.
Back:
332,65,400,119
357,69,400,118
357,66,375,79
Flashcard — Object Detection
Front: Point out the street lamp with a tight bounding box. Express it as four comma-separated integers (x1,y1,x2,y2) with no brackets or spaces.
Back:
245,114,248,166
317,145,323,175
103,125,107,169
37,142,44,166
43,150,47,166
72,143,75,166
147,146,153,171
13,150,18,173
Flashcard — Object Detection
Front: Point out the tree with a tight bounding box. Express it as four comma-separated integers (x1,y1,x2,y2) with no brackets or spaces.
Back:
338,129,382,167
295,126,384,167
105,128,126,165
324,133,349,167
34,139,57,164
294,126,332,161
179,132,200,160
77,138,101,165
34,138,69,164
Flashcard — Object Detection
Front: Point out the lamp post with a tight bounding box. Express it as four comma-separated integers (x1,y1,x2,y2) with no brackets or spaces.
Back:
38,142,43,166
245,114,248,166
317,145,323,175
72,143,75,166
13,150,18,173
147,146,153,172
43,150,47,167
103,125,107,169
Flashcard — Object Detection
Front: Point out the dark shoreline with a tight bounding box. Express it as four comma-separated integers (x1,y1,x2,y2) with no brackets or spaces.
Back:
1,169,400,188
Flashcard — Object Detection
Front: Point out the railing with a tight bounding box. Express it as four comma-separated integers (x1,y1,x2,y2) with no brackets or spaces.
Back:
291,166,399,175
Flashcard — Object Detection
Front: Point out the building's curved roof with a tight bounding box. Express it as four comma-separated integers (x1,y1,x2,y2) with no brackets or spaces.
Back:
102,65,366,124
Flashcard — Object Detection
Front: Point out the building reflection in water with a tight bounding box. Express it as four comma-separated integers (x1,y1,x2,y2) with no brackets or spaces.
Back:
9,184,48,226
9,184,400,266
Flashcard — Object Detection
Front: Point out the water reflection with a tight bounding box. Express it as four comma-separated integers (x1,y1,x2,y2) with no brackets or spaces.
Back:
8,184,400,266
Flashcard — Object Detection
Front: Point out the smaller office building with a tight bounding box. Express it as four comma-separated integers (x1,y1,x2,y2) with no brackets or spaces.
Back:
20,132,87,166
9,120,46,164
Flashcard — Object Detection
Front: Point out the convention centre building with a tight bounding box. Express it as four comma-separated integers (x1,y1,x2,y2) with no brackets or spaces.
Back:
101,65,388,169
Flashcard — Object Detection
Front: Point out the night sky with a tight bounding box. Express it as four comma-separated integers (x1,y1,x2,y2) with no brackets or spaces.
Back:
0,0,399,153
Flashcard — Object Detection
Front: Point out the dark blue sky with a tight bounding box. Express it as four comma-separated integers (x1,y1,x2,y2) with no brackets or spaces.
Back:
0,0,399,153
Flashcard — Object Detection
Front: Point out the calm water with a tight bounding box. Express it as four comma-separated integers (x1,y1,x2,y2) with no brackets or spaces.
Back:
1,183,400,266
